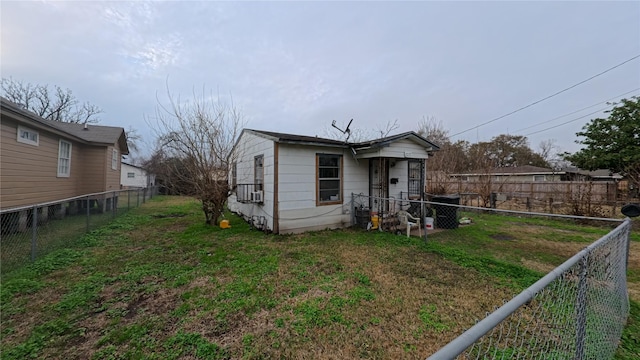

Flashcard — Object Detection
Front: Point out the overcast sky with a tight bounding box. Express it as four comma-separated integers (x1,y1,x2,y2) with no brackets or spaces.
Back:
2,1,639,158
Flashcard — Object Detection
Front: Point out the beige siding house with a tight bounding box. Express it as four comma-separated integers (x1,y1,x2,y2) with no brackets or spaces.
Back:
1,97,129,210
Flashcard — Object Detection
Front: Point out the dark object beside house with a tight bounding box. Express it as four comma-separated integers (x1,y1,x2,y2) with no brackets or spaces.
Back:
432,195,460,229
621,203,640,218
355,208,371,229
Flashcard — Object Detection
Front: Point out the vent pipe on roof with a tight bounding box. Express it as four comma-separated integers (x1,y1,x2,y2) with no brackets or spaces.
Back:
83,122,88,130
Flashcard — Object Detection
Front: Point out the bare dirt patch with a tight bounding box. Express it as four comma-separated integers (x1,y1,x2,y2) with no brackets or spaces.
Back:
151,213,187,219
490,233,516,241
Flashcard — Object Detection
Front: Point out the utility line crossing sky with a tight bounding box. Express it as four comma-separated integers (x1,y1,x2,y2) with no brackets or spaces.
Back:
2,1,639,157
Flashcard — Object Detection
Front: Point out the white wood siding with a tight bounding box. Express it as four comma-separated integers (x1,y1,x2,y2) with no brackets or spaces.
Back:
388,159,409,200
120,163,148,188
277,144,369,234
227,132,275,231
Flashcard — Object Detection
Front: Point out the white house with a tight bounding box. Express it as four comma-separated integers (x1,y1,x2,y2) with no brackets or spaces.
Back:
120,162,154,189
227,129,439,234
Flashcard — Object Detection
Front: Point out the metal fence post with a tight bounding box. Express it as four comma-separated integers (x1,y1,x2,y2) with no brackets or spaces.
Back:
575,254,589,360
86,197,90,232
128,190,131,211
350,193,355,226
31,205,38,261
136,189,140,207
143,188,147,204
112,192,116,219
423,201,428,242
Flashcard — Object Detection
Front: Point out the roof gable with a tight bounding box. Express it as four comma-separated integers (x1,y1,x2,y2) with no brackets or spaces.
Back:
230,128,440,161
352,131,439,152
238,129,438,150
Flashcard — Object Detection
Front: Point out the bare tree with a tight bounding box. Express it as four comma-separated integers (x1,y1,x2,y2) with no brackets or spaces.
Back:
122,126,144,164
1,77,102,123
537,139,569,171
417,115,448,145
417,116,471,194
149,85,244,226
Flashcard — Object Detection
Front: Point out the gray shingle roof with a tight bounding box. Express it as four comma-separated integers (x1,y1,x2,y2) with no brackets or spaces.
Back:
246,129,440,151
1,97,128,153
47,121,125,145
247,129,348,147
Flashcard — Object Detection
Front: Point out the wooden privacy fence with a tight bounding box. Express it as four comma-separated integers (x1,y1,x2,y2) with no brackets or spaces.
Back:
450,181,619,202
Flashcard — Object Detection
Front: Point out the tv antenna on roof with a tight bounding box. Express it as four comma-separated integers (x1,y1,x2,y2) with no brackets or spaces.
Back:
331,118,353,142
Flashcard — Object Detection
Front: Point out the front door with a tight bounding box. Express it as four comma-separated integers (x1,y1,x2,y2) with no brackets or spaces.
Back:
369,158,389,212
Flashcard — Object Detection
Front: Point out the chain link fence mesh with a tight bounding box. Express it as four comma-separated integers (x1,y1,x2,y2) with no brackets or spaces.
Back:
349,194,631,359
424,214,631,360
1,187,157,274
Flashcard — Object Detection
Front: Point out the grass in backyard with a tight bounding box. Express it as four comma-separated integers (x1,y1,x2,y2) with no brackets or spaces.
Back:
0,196,637,359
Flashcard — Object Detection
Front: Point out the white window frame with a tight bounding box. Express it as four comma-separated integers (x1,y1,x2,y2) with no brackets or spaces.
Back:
533,175,546,182
112,149,118,170
17,125,39,146
127,172,135,178
57,140,72,177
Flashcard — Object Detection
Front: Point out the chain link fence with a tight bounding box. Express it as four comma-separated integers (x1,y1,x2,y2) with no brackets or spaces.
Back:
349,193,631,359
428,218,631,359
0,187,157,274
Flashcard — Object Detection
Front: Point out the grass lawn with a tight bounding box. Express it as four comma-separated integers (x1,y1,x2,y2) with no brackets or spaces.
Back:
1,196,638,359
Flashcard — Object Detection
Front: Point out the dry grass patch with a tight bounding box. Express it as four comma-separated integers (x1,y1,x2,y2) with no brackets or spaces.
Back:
2,196,636,360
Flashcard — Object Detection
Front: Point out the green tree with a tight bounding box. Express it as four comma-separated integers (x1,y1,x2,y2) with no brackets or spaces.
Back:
564,97,640,190
468,134,548,168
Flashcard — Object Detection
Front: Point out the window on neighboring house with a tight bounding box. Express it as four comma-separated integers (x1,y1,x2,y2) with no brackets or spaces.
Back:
57,140,72,177
254,155,264,191
17,126,39,146
127,172,135,178
460,176,469,182
231,162,237,191
112,149,118,170
533,175,546,182
317,154,342,205
408,160,422,199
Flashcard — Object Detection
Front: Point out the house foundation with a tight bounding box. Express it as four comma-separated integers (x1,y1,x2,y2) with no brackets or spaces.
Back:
38,206,48,224
68,200,79,215
18,210,29,232
53,204,66,220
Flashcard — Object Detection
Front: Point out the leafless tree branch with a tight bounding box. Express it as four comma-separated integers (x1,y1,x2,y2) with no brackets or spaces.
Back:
1,77,102,123
147,83,245,226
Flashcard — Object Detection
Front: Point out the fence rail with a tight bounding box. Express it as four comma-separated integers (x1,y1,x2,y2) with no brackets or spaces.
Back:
427,218,631,359
349,193,631,359
0,187,158,274
431,180,638,217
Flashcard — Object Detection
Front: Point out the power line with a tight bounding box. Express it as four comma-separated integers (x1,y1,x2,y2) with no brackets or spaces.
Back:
450,54,640,138
514,88,640,133
523,107,611,137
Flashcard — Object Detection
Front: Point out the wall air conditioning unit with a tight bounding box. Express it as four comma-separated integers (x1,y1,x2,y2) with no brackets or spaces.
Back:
251,190,264,203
